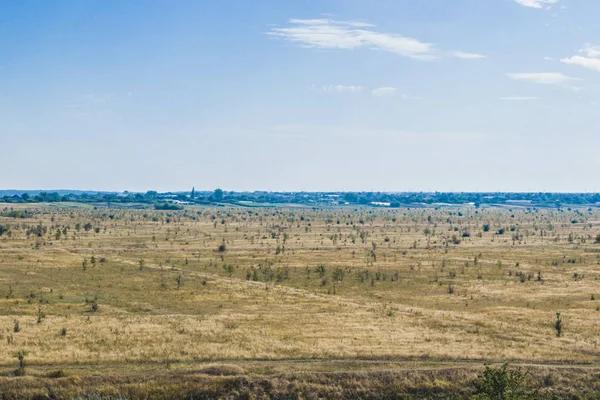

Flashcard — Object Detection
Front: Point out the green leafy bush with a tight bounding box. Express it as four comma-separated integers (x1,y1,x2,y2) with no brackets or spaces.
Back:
471,363,537,400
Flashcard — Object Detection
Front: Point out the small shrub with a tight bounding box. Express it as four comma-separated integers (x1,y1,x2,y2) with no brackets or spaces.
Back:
555,312,562,337
315,265,326,277
37,305,46,324
13,351,26,376
332,267,345,282
543,373,555,387
471,363,537,399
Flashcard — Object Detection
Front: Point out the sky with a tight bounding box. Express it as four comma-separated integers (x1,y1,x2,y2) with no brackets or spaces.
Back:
1,0,599,192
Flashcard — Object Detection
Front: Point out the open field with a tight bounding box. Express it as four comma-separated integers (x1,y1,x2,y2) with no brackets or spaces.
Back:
1,202,600,398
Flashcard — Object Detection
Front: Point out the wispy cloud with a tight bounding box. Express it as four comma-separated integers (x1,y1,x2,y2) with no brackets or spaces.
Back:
560,45,600,72
268,19,435,60
499,96,540,101
371,87,397,97
256,124,485,142
561,56,600,72
269,19,482,61
312,85,421,99
581,45,600,58
85,93,112,103
288,18,373,28
506,72,580,85
514,0,559,9
452,51,486,59
400,94,422,100
311,84,363,93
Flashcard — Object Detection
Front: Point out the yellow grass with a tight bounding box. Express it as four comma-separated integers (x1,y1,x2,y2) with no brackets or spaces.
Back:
0,202,599,397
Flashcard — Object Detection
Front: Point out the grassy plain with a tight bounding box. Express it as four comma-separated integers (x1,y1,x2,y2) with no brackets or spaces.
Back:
0,202,600,398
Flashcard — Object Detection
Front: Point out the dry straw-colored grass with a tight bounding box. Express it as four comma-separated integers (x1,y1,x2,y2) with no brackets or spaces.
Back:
0,202,599,397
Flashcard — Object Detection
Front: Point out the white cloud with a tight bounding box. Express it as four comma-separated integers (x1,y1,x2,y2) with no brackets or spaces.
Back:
269,19,485,61
452,51,486,59
561,56,600,72
271,19,484,61
560,45,600,72
312,84,363,93
85,93,111,103
289,18,374,28
259,124,484,142
506,72,580,85
400,94,422,100
581,45,600,58
499,96,540,101
268,19,435,60
371,87,397,97
514,0,559,9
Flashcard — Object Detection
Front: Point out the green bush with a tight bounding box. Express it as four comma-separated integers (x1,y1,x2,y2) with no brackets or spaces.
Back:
154,202,182,210
555,312,562,337
471,363,537,400
332,267,345,282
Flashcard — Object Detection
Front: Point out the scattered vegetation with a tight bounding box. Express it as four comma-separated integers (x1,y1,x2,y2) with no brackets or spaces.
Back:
0,202,599,397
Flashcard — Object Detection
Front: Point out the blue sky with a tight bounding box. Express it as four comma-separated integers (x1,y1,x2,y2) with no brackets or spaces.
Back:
1,0,599,192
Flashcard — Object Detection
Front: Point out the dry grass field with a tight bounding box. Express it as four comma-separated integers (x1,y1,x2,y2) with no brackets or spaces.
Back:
1,202,600,399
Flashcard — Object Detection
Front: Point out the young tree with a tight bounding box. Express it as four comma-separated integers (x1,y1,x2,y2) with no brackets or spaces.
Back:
315,265,326,277
555,312,563,337
213,188,224,201
14,351,26,376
